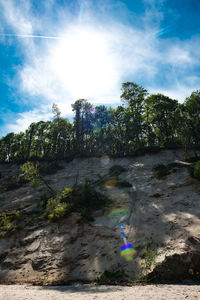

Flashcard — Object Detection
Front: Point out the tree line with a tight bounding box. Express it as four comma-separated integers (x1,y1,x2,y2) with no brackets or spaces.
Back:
1,82,200,163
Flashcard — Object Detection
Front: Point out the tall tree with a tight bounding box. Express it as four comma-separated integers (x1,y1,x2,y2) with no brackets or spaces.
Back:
144,94,179,146
121,82,148,152
52,103,61,119
183,90,200,146
71,99,93,154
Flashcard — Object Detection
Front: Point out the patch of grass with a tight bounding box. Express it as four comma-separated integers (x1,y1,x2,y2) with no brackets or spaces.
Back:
95,269,127,284
109,165,126,176
153,164,170,179
140,245,158,281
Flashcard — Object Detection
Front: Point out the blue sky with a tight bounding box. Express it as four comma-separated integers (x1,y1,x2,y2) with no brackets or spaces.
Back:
0,0,200,137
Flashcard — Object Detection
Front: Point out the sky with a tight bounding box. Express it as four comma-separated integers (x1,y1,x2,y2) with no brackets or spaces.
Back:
0,0,200,137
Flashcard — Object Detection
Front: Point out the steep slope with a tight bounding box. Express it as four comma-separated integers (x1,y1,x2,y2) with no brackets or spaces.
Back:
0,150,200,284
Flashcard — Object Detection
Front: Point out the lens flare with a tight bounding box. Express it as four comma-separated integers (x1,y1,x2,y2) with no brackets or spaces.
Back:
120,224,136,262
90,107,96,114
120,243,136,261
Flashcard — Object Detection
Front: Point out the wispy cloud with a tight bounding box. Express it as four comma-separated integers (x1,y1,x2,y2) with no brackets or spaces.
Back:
6,106,52,133
0,0,200,135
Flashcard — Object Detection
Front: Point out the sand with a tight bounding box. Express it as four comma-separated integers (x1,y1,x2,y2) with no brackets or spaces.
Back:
0,284,200,300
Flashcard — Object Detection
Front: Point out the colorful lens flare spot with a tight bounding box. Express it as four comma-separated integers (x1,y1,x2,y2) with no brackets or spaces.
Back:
120,224,136,261
90,107,96,114
120,243,136,261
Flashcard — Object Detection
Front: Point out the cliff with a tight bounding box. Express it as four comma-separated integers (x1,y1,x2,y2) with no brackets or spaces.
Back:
0,150,200,284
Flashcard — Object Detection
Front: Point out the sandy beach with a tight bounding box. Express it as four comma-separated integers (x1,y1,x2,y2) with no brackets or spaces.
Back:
0,284,200,300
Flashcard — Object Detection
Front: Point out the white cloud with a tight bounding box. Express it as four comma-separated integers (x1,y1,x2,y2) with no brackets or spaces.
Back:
0,0,200,135
0,0,33,35
19,22,162,110
6,106,52,134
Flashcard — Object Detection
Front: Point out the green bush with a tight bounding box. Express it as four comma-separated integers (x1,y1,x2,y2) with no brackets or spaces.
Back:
192,160,200,180
46,196,71,222
153,164,170,179
45,180,110,222
21,161,41,188
71,180,109,220
140,245,158,279
95,269,127,284
0,211,21,237
109,165,126,176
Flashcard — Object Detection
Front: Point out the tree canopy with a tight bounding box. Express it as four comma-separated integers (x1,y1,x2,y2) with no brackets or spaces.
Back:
0,82,200,163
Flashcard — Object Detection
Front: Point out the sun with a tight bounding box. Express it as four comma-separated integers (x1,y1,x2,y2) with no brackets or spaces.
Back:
49,25,119,100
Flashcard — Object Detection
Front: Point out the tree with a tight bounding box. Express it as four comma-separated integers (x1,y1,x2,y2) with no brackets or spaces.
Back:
71,99,93,154
144,94,179,146
50,118,73,159
120,82,148,152
52,103,61,119
183,90,200,147
21,161,55,196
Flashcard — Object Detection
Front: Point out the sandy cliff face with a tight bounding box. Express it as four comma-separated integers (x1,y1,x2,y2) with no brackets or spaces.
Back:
0,150,200,284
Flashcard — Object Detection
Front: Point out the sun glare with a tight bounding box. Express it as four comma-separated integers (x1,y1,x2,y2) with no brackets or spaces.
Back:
50,26,119,99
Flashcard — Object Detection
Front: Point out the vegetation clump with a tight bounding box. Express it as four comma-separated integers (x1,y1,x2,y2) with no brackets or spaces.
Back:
0,211,21,237
140,245,159,282
2,83,200,163
153,164,170,179
189,160,200,180
46,180,110,222
21,161,56,196
95,269,127,284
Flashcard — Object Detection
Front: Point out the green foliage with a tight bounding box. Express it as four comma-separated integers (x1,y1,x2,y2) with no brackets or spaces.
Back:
0,211,21,237
153,164,170,179
46,188,73,221
46,197,70,222
21,161,41,187
1,83,200,162
45,180,109,222
95,269,127,284
141,245,158,276
109,165,126,176
145,94,179,147
72,180,109,220
52,103,61,119
21,161,56,196
191,160,200,180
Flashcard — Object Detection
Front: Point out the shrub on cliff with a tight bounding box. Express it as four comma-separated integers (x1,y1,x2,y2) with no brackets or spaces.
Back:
46,180,109,222
191,160,200,180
